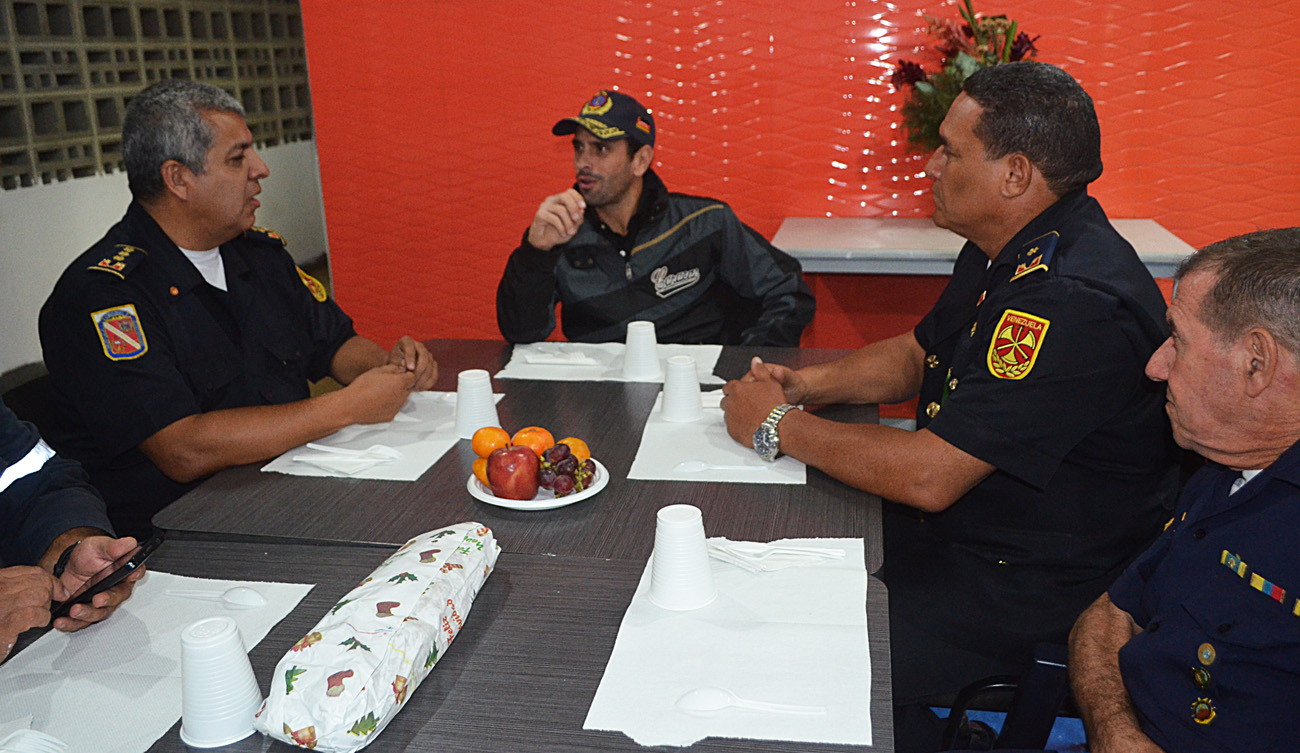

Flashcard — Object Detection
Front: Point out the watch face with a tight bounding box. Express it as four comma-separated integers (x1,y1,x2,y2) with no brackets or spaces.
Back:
753,424,778,462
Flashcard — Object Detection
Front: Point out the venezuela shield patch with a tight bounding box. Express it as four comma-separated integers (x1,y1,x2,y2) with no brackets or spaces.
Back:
987,309,1049,380
91,304,148,361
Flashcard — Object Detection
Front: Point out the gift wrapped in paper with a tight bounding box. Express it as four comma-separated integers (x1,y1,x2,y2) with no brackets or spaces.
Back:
254,522,500,751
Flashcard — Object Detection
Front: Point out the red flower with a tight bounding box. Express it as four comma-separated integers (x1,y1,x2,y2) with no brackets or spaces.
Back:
890,60,928,91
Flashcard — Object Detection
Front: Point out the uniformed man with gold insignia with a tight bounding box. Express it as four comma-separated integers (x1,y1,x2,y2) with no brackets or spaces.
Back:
720,62,1178,750
1070,228,1300,753
38,80,436,538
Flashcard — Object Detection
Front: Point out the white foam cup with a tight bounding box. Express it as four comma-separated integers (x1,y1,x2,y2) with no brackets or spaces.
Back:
649,504,717,610
455,368,500,439
661,355,704,422
622,321,663,381
179,616,263,748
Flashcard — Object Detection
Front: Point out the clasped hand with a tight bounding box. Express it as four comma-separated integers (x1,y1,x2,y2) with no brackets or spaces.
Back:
720,357,805,447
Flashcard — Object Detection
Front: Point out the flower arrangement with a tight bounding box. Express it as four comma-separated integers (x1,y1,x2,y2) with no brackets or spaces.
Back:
890,0,1040,153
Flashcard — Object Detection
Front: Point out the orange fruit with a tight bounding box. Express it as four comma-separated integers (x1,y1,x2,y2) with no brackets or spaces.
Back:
472,457,490,487
471,426,511,458
511,426,555,458
558,437,591,463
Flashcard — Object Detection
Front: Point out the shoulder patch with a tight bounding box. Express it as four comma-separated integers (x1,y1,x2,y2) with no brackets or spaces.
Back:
296,266,328,302
87,244,148,279
249,226,288,247
1010,231,1058,282
987,309,1050,380
90,304,148,360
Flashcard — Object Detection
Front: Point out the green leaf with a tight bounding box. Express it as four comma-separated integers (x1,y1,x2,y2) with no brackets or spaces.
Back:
348,712,379,737
284,666,306,694
330,598,354,615
424,646,439,669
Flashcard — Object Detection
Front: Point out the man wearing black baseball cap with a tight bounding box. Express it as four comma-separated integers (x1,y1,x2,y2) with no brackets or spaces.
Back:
497,89,813,346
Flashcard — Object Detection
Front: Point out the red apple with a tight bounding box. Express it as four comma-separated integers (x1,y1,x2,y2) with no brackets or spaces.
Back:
487,445,539,500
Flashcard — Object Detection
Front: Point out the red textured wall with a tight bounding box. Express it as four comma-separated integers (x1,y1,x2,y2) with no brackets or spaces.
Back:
300,0,1300,356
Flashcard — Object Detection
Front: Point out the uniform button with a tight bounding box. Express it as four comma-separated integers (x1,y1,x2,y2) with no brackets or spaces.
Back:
948,378,958,391
1193,528,1207,540
926,402,941,419
1192,667,1212,690
1217,623,1232,634
1147,620,1160,633
1198,643,1217,665
1191,698,1216,725
925,354,940,369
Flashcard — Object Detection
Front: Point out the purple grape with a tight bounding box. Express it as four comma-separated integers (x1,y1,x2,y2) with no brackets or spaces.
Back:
581,458,596,475
547,443,571,463
556,456,578,476
553,474,575,496
538,467,556,490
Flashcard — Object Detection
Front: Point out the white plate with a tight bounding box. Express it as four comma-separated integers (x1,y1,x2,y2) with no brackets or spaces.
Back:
467,458,609,511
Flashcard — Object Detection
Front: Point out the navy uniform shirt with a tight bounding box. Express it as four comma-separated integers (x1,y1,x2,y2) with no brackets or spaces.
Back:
1110,439,1300,753
39,202,356,538
0,397,111,567
885,190,1180,662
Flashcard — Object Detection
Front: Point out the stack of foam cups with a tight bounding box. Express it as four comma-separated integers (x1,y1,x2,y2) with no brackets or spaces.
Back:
455,369,500,439
622,321,663,381
660,355,704,422
179,616,263,748
648,504,717,610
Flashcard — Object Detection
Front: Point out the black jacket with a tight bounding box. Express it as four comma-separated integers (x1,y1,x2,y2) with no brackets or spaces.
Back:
497,170,814,346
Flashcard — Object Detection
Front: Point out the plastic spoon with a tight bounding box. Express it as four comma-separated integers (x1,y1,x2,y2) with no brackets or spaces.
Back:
675,686,826,716
721,541,847,560
304,443,404,459
673,460,767,473
165,586,267,610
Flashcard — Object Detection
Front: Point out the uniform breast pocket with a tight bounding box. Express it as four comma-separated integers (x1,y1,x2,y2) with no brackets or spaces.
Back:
1181,569,1300,652
186,354,241,397
257,331,313,403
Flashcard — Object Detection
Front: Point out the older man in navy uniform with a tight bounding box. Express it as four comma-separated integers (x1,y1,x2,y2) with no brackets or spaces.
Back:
39,81,437,539
1071,228,1300,753
1,397,141,659
720,62,1179,750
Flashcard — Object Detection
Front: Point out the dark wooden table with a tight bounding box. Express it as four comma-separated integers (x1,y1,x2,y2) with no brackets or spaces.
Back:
155,340,884,572
130,539,892,752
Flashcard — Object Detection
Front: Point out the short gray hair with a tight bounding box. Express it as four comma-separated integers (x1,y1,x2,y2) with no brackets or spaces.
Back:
1176,227,1300,356
123,80,245,200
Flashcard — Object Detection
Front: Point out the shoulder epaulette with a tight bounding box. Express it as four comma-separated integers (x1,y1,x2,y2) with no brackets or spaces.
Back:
248,226,288,247
1010,231,1059,282
86,244,148,280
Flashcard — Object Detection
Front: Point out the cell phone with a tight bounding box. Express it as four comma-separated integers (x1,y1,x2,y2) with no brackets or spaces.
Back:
48,533,164,622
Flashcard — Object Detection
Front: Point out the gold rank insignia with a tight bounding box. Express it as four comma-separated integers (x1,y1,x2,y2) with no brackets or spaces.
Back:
987,309,1050,380
91,303,148,360
251,226,287,246
1010,231,1059,282
88,244,147,279
296,266,328,302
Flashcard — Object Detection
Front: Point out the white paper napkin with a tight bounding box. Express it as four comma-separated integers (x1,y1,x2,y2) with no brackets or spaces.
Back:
628,391,805,483
0,571,311,753
495,342,726,384
584,537,872,747
261,391,503,481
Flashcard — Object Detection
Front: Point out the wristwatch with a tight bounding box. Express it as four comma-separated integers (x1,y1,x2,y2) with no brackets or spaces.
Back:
752,403,798,462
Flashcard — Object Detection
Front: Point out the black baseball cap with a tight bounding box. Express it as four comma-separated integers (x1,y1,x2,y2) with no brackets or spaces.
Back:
552,90,655,147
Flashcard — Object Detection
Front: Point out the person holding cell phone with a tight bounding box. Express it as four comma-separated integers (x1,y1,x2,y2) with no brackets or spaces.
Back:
0,397,142,661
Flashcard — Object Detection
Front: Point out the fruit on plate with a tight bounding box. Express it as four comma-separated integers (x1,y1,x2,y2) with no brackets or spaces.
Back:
540,441,598,497
471,426,511,458
558,436,591,463
487,445,540,500
472,457,490,487
511,426,555,458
